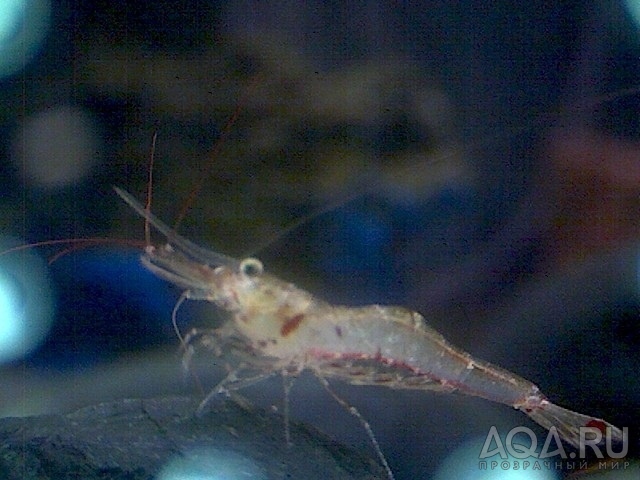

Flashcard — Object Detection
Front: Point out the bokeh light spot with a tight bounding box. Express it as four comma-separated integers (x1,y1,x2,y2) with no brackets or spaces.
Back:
0,0,50,78
0,236,55,364
0,0,24,42
0,273,22,343
12,105,102,189
433,435,560,480
625,1,640,28
158,447,266,480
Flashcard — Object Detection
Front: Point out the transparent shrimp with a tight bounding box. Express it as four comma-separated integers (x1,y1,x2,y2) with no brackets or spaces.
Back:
115,186,624,479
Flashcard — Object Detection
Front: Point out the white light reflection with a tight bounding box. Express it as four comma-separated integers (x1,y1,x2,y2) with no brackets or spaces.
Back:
0,0,50,78
433,435,560,480
158,447,266,480
0,236,55,364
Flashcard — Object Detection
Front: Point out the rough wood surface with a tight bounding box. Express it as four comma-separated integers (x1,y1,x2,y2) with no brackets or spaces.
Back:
0,396,385,480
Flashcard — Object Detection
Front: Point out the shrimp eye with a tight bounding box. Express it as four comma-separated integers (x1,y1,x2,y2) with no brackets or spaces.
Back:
240,257,263,277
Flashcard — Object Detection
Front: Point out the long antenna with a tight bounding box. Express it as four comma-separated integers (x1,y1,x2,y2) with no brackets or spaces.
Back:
144,130,159,246
172,73,263,232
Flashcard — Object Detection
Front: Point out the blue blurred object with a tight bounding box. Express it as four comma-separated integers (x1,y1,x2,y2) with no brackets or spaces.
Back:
20,247,178,369
315,184,479,305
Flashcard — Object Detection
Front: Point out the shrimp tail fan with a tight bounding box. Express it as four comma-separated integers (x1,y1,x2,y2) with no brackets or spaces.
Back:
524,400,624,448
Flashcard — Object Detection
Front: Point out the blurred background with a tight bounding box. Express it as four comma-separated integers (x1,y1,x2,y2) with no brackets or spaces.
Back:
0,1,638,479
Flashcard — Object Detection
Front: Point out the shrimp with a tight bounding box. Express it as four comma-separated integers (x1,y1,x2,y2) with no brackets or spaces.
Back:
114,186,624,478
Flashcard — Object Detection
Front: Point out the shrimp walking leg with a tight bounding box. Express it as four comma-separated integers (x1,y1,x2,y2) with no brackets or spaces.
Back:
195,368,277,416
314,371,395,480
280,370,299,446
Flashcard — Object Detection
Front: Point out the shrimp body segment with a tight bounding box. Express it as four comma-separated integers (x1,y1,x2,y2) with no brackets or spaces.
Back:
115,187,624,449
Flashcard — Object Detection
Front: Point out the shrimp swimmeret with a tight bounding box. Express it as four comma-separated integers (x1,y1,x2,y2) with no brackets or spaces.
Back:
114,186,623,477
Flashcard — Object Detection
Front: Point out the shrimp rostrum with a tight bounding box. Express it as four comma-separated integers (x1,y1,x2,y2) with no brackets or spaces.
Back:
115,187,623,453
